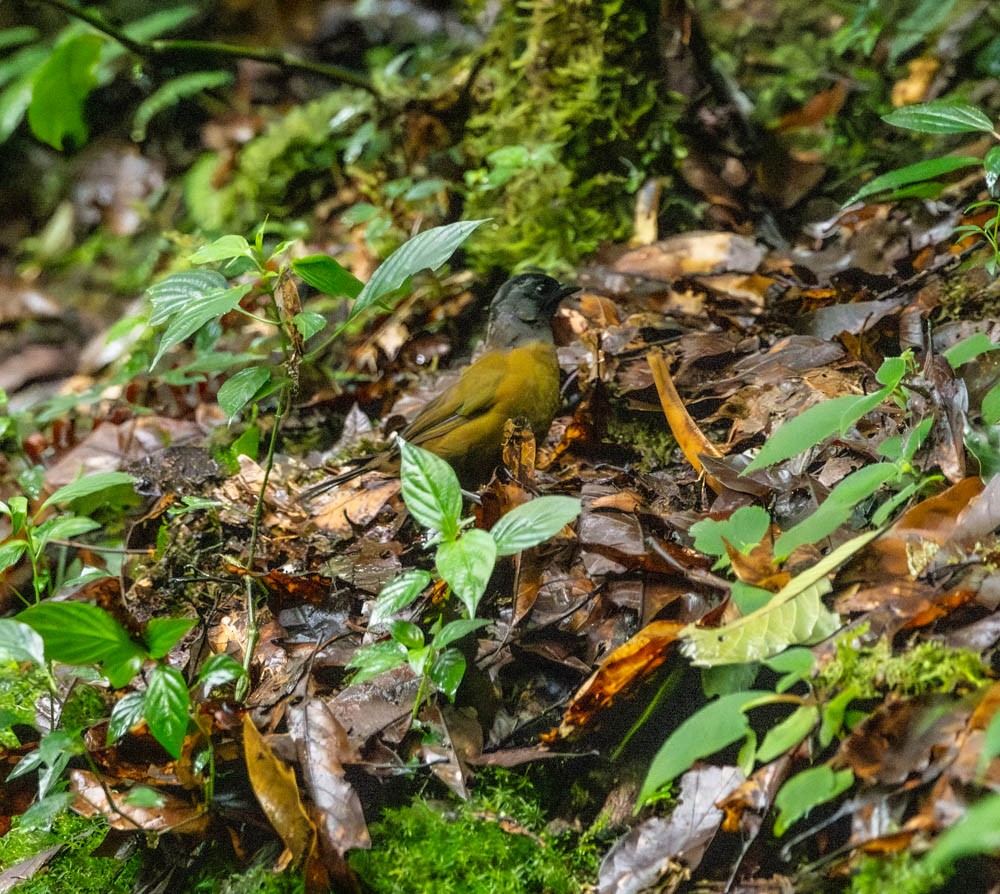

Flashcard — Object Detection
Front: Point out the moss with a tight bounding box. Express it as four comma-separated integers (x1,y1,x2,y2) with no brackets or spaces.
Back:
817,633,989,700
0,812,139,894
849,851,947,894
605,413,677,472
461,0,681,273
188,861,305,894
0,662,48,747
349,769,595,893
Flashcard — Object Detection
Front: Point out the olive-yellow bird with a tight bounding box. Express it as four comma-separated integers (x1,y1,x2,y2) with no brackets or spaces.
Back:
301,273,577,498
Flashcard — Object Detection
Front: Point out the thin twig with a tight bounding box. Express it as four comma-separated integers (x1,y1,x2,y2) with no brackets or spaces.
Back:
36,0,376,94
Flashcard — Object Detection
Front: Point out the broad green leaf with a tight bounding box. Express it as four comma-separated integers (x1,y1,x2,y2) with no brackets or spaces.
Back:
845,155,981,206
773,765,854,835
638,690,772,805
144,617,197,659
691,505,772,568
293,312,327,340
146,271,253,368
756,705,819,763
132,70,233,141
122,4,200,41
743,390,887,473
145,664,190,759
875,355,908,388
0,619,45,665
943,332,998,368
986,145,1000,198
883,100,995,134
399,438,462,539
27,33,103,150
388,620,424,650
773,462,901,557
42,471,136,509
925,792,1000,873
291,254,364,298
429,648,466,701
764,648,816,692
819,685,861,747
346,640,408,683
436,529,497,618
490,496,581,556
730,582,774,614
348,219,487,322
34,515,101,547
432,618,489,650
0,540,27,573
18,602,145,687
188,234,252,265
197,653,247,691
124,787,167,808
983,381,1000,425
681,529,881,666
370,570,432,626
0,27,38,55
107,690,146,743
888,0,958,64
217,366,271,420
682,580,839,666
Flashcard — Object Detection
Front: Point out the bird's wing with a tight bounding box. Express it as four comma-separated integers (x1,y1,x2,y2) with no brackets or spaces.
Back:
399,351,507,444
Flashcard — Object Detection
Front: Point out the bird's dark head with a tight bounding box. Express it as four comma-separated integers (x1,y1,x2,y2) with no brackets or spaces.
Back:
485,273,579,349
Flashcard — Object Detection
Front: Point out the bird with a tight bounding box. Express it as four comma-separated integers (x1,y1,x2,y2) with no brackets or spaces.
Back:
301,273,579,499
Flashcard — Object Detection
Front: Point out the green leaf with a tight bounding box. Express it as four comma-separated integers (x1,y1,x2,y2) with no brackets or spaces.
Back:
144,664,190,759
763,648,816,692
146,272,253,369
369,569,431,626
388,620,424,650
756,705,819,763
432,618,489,650
638,690,772,805
429,648,466,701
144,617,197,660
348,219,487,323
773,462,901,557
107,690,146,743
983,381,1000,425
924,792,1000,873
122,5,201,41
18,603,145,687
42,471,136,509
773,765,854,835
124,786,167,808
436,529,497,618
217,367,271,420
682,529,880,665
985,146,1000,198
197,653,247,691
34,516,101,546
291,254,364,298
293,312,327,340
398,438,462,539
743,390,888,473
132,70,233,142
0,619,45,665
845,155,982,206
346,640,408,683
883,100,995,135
0,540,27,574
943,332,999,369
490,496,581,556
27,33,103,150
188,234,253,265
691,505,772,568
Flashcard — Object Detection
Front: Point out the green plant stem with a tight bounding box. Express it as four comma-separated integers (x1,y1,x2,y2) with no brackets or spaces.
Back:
237,383,291,699
35,0,376,94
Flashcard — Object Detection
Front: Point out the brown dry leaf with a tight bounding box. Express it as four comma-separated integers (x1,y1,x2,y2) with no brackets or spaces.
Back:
242,713,316,869
0,845,63,892
613,232,765,280
70,769,208,833
647,350,724,493
776,82,847,131
289,696,370,860
598,764,744,894
891,57,940,107
308,477,401,539
43,417,203,490
558,620,685,738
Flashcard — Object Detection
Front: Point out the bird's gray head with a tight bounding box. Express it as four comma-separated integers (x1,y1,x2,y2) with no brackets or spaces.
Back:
485,273,579,349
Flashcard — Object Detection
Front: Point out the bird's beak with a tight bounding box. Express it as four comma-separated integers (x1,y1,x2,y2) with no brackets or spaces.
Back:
559,283,582,299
